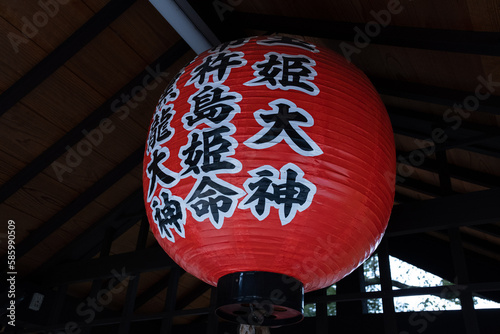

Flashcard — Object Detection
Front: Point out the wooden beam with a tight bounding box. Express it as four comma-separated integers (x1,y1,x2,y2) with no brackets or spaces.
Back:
378,239,398,334
0,147,143,269
389,107,500,159
0,40,190,204
396,177,449,198
396,150,500,189
374,77,500,116
387,188,500,236
0,0,138,116
43,246,176,286
30,189,143,280
306,282,500,304
134,274,171,310
228,12,500,57
176,282,211,310
161,267,182,333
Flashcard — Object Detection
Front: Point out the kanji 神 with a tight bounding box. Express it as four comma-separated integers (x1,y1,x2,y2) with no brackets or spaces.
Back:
185,176,245,229
186,51,247,87
257,36,318,52
147,104,175,153
244,99,323,156
180,125,241,177
146,147,179,201
183,84,242,129
210,38,249,53
151,189,186,242
245,52,318,95
239,164,316,225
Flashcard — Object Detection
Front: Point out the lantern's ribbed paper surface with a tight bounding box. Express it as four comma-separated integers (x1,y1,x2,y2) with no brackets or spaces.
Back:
143,36,395,292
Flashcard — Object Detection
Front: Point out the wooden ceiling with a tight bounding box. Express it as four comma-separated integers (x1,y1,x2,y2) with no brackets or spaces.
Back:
1,0,499,333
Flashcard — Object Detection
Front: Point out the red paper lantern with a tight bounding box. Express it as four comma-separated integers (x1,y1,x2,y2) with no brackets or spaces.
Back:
143,36,395,325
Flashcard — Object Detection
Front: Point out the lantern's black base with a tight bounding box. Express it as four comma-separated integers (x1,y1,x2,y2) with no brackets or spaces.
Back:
216,271,304,327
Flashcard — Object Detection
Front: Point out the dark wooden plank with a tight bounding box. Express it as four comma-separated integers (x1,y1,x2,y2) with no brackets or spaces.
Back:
389,107,500,158
176,282,211,310
306,281,500,303
0,40,189,204
396,150,500,189
81,226,116,334
387,188,500,236
0,103,65,170
16,306,212,333
373,77,500,116
161,267,182,333
43,246,175,286
228,12,500,56
396,176,450,197
30,189,143,278
448,228,480,334
134,274,171,311
65,28,147,98
336,268,363,316
118,273,141,334
436,147,453,196
206,287,218,334
315,288,328,334
0,0,137,115
378,239,398,334
117,215,150,333
0,147,143,267
87,0,180,63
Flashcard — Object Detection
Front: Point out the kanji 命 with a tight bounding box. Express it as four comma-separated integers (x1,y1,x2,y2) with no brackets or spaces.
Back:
185,176,245,229
244,99,323,156
245,52,318,95
239,163,316,225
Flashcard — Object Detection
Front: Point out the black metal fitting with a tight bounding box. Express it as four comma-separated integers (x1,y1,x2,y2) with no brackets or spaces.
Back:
216,271,304,327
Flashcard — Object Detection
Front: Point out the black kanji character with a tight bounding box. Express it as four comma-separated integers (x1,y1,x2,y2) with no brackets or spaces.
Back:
186,51,246,87
241,168,276,217
146,147,179,201
273,168,311,219
180,125,241,177
210,38,249,53
244,99,323,156
281,56,316,92
257,36,318,52
158,67,185,108
148,105,175,152
151,189,185,242
183,84,242,129
253,53,282,86
239,164,316,225
158,72,181,108
245,52,318,95
186,176,244,229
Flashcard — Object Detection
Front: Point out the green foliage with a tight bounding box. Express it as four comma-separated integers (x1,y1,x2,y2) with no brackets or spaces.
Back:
327,302,336,316
304,303,316,317
326,285,336,295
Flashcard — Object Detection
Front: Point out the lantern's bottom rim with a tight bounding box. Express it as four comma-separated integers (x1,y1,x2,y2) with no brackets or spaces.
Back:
215,271,304,326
